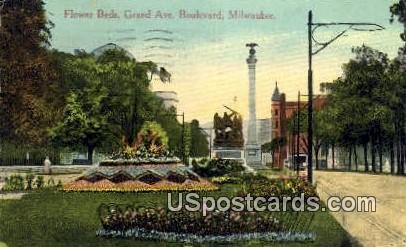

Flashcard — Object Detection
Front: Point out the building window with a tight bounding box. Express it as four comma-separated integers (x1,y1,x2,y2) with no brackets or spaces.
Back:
273,120,279,129
275,109,278,116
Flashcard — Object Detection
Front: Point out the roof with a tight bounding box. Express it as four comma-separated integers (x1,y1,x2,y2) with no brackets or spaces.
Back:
271,81,281,101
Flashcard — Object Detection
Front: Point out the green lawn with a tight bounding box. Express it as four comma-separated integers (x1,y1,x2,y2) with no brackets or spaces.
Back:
0,184,352,247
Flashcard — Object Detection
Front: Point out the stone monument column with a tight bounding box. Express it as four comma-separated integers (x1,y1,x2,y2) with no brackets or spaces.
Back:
245,43,261,166
246,44,258,146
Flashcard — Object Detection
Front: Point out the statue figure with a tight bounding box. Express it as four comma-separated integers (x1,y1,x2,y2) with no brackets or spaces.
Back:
213,110,244,148
44,156,51,174
246,43,259,55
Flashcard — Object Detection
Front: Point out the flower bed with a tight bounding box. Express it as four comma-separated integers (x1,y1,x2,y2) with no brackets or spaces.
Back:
63,165,218,192
1,174,62,192
96,228,315,243
107,146,180,164
96,205,315,243
64,179,217,192
238,174,318,199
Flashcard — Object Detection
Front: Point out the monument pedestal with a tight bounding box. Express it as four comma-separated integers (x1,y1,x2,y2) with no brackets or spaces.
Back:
213,147,244,160
245,144,262,168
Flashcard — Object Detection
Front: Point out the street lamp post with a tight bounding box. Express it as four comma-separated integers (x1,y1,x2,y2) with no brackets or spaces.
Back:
296,91,300,176
307,11,314,184
306,10,384,184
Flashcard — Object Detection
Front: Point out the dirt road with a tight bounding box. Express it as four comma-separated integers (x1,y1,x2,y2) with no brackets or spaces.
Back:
315,171,406,247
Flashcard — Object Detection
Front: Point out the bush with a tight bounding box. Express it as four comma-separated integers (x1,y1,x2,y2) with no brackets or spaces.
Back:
192,159,245,177
211,176,242,184
25,174,35,190
238,174,318,199
47,177,55,187
56,180,63,188
3,175,25,191
35,176,45,189
1,174,60,191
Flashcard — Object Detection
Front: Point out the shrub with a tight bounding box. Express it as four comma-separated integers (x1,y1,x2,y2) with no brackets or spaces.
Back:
3,175,25,191
56,180,63,188
25,174,35,190
47,177,55,187
238,174,318,199
211,176,242,184
35,176,45,189
192,159,245,177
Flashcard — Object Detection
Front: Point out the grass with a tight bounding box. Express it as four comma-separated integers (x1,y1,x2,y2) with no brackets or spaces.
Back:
0,184,351,247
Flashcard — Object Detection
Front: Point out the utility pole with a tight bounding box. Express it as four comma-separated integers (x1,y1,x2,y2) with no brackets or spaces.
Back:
306,10,383,184
307,11,314,184
181,112,185,165
296,91,300,176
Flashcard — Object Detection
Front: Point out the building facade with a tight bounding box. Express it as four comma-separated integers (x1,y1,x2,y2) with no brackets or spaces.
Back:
271,82,327,168
154,91,179,110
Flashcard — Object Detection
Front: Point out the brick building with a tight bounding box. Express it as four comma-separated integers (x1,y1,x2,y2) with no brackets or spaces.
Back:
271,82,327,168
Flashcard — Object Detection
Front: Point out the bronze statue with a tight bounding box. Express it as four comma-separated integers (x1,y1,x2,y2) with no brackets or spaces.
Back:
213,110,244,148
246,43,259,55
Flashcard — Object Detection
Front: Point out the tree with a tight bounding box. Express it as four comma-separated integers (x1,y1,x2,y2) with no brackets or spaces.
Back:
183,123,191,165
0,0,56,145
387,58,406,174
50,49,181,160
189,120,209,157
262,137,286,165
325,45,403,174
313,108,337,170
50,91,113,164
95,49,171,148
390,0,406,175
390,0,406,44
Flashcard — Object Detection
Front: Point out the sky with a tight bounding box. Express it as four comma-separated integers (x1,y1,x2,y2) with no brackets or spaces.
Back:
44,0,404,123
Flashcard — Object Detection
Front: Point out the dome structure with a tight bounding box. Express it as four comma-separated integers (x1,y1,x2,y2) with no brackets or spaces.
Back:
91,43,135,59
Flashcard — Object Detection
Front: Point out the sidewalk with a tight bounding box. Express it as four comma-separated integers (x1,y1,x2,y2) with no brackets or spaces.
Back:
315,171,406,247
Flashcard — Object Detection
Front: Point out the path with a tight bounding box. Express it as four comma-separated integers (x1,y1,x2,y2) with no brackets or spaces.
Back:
315,171,406,247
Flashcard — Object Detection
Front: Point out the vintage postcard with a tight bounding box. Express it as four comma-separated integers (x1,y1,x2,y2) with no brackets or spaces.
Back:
0,0,405,246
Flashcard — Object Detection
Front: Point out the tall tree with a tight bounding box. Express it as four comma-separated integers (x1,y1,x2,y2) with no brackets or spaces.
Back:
262,137,286,165
0,0,55,145
189,120,209,157
50,49,181,161
390,0,406,175
50,92,113,164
